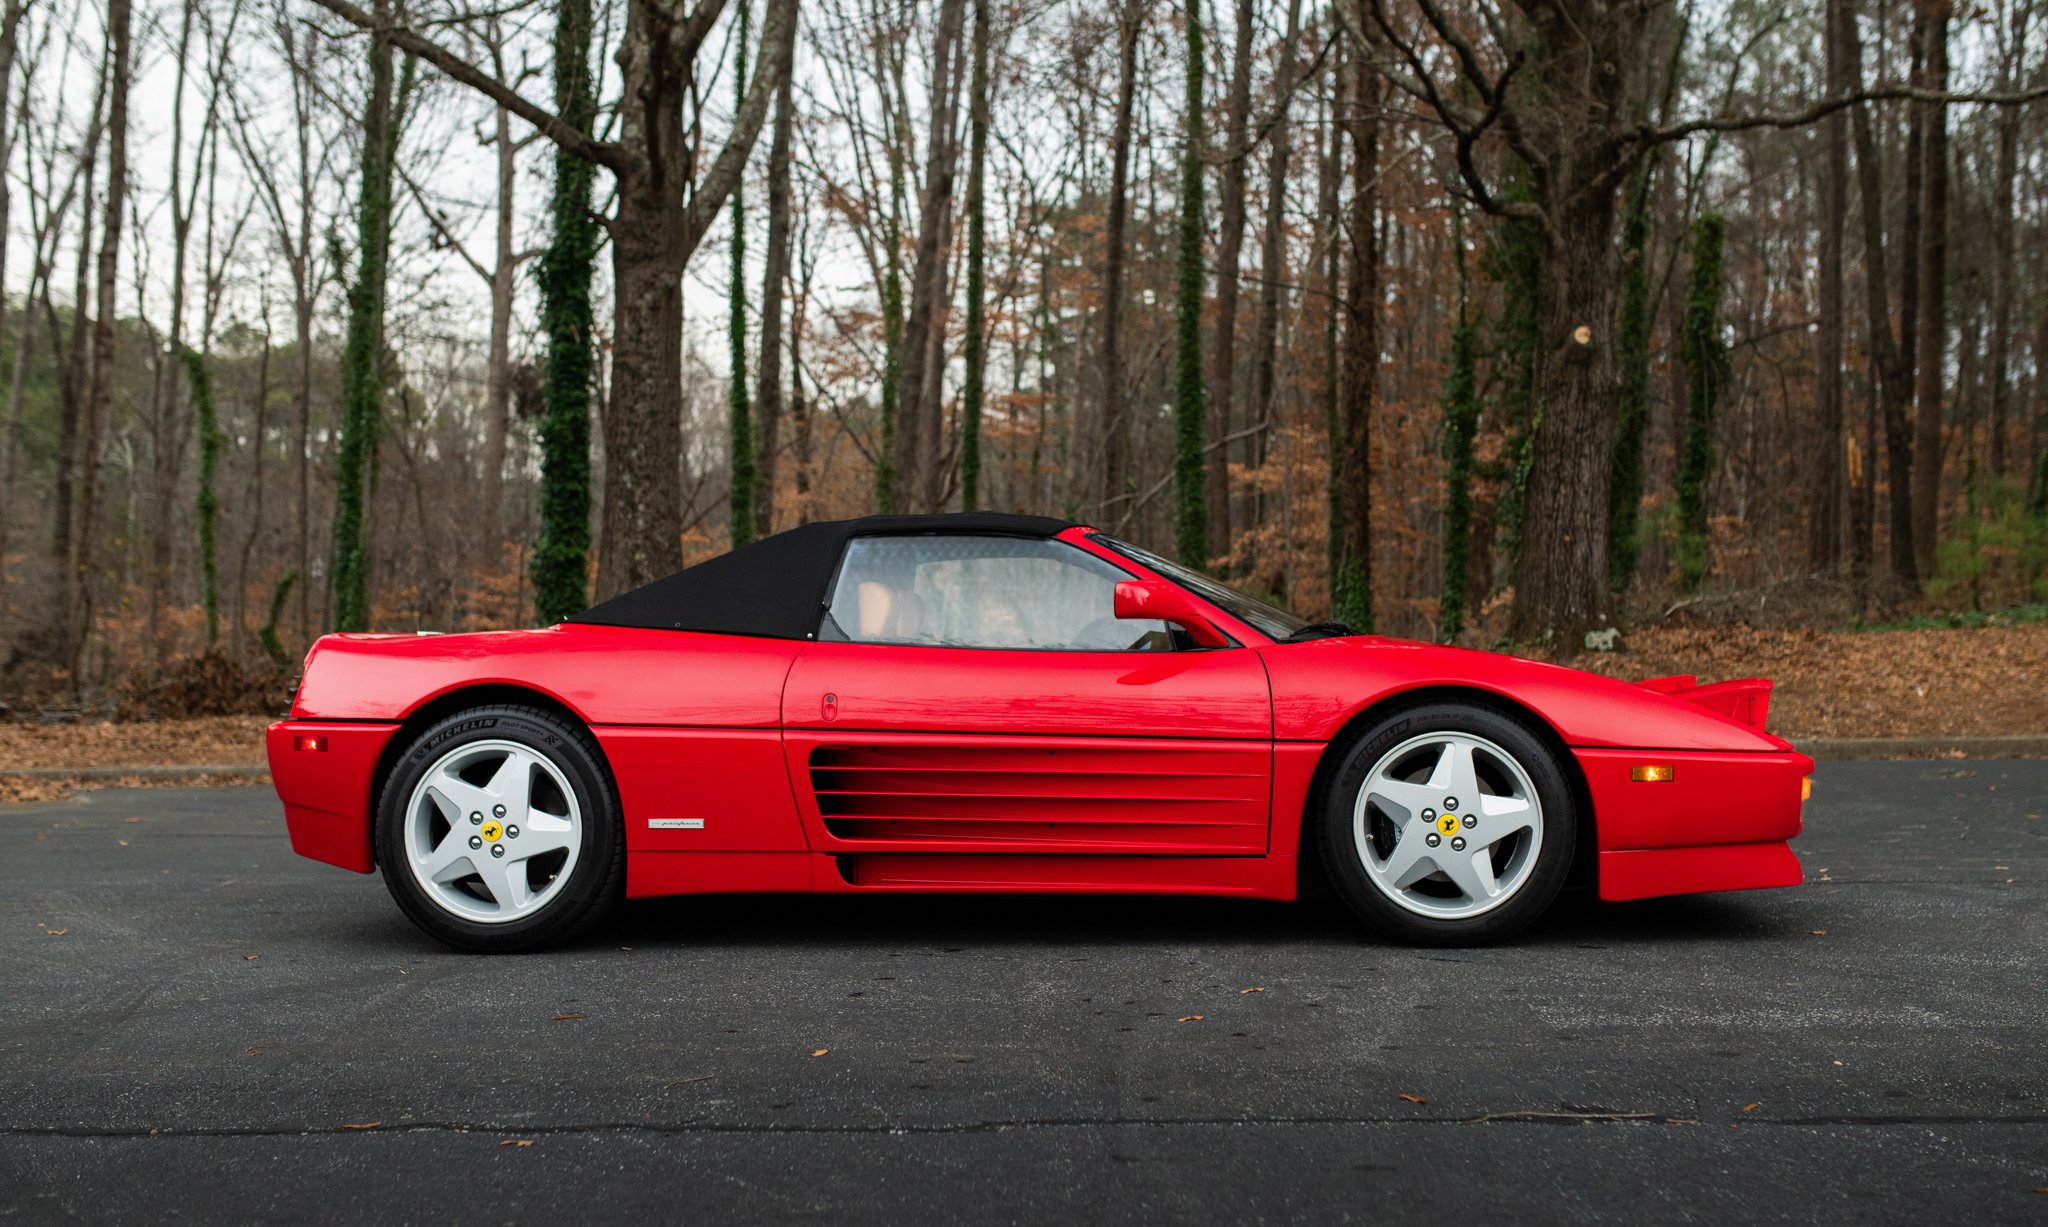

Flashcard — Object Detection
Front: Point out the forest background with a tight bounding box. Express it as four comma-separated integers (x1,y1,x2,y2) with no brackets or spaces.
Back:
1,0,2046,733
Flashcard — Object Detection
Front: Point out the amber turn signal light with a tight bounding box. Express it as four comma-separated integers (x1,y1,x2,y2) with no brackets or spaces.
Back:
1801,776,1813,802
294,735,328,753
1630,765,1674,782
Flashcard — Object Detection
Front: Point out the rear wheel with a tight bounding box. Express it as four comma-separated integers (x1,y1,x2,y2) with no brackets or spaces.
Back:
376,705,622,952
1317,700,1576,945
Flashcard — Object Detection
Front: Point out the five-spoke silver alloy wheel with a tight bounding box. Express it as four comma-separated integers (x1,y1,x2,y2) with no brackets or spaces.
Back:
1352,731,1544,920
403,739,583,924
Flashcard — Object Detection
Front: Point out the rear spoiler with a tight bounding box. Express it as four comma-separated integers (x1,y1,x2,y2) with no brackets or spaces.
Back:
1636,674,1774,731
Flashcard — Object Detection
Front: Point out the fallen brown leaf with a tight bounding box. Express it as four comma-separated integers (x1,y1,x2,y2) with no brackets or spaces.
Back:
1742,1103,1759,1113
1398,1093,1427,1105
116,839,129,847
551,1013,587,1021
1809,930,1828,937
243,954,259,961
811,1048,830,1057
45,929,66,937
500,1139,533,1148
1240,987,1265,994
339,1122,380,1130
1177,1014,1205,1023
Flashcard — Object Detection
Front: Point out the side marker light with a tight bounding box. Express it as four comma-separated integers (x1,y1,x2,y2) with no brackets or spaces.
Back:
1630,765,1674,783
294,735,328,753
1801,776,1813,802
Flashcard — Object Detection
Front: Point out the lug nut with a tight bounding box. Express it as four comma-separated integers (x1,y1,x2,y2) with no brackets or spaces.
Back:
1462,814,1477,829
1444,797,1459,812
1421,807,1436,822
491,844,505,858
1451,837,1467,852
470,812,483,825
1426,833,1441,848
469,835,482,850
506,824,520,838
493,804,506,818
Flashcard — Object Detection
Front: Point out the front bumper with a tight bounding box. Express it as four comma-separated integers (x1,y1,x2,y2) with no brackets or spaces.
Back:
1573,746,1812,902
265,720,400,873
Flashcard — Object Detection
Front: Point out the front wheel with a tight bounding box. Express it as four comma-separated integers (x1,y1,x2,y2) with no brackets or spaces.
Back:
376,705,623,952
1317,701,1576,945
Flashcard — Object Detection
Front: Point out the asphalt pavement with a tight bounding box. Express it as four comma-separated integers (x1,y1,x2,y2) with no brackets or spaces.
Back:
1,761,2044,1224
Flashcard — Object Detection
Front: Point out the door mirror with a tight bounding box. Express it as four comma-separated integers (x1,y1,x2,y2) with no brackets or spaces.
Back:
1113,580,1229,648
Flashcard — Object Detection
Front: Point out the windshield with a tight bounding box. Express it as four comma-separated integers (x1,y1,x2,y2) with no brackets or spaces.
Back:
1090,533,1311,641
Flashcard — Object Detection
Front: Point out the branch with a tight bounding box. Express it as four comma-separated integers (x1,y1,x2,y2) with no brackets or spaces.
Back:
679,0,798,255
1643,80,2048,146
306,0,622,169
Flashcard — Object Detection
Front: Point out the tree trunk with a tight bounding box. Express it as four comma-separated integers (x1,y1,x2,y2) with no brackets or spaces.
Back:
1331,42,1375,629
1246,0,1303,536
1506,180,1625,642
481,95,517,542
1205,0,1255,561
1318,41,1341,610
1608,155,1657,592
1170,0,1208,566
1910,0,1950,580
596,193,689,598
1843,4,1917,582
1985,5,2029,481
958,0,990,512
1098,1,1142,524
1809,0,1850,570
329,0,399,633
1677,213,1729,593
72,0,133,679
892,0,968,513
51,194,94,581
532,0,599,623
726,2,756,547
753,10,796,533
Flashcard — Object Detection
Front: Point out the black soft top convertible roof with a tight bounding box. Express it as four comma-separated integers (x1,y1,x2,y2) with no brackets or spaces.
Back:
564,512,1077,638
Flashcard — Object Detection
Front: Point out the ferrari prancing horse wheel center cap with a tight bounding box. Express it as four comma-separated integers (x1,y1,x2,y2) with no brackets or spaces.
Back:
1435,813,1460,837
480,820,503,842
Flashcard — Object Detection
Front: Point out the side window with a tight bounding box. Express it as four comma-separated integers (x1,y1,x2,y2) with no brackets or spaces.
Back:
823,535,1175,651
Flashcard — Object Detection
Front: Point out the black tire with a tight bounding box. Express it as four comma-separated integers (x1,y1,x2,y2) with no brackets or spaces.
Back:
376,704,623,952
1316,700,1576,946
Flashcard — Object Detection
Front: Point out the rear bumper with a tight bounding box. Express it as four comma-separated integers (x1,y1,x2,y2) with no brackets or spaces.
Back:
1574,746,1812,902
266,720,400,873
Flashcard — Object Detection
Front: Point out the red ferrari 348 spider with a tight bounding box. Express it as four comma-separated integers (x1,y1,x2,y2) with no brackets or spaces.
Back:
268,513,1811,951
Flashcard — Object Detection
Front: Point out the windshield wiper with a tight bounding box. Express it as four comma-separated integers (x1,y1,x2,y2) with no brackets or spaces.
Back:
1283,622,1355,642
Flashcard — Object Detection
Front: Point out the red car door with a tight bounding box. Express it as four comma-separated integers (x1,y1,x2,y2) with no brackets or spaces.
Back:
780,533,1274,858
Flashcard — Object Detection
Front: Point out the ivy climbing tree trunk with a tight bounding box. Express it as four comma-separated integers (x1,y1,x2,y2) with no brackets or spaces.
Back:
531,0,599,624
330,0,400,633
1332,40,1377,631
959,0,990,512
1607,155,1656,593
1677,213,1729,594
1170,0,1208,567
727,0,756,548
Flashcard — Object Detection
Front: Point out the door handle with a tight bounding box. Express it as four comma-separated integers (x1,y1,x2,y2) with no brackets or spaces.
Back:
821,692,839,722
